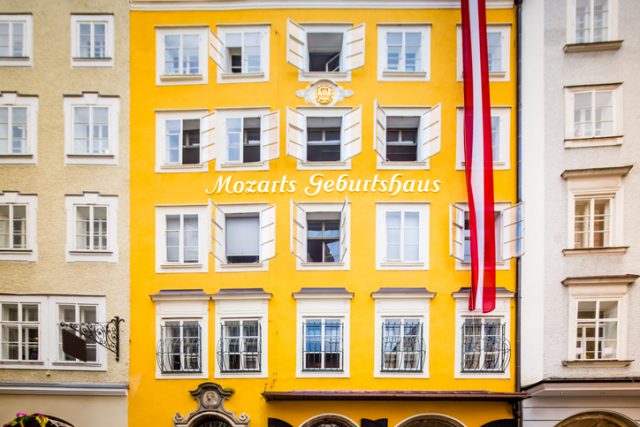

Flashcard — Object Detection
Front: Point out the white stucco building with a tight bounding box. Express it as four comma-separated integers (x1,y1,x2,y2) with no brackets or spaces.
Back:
521,0,640,425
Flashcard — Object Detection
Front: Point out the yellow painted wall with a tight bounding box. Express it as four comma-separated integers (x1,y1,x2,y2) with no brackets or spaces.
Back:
130,5,517,426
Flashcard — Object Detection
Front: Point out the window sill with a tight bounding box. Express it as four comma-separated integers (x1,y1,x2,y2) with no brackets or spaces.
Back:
456,161,510,171
217,161,266,170
379,261,427,270
160,262,203,270
564,135,623,148
51,361,104,369
489,70,507,78
220,71,265,80
0,249,33,255
0,56,32,67
456,261,509,271
159,73,203,82
69,250,113,255
300,71,349,82
299,161,348,170
0,154,33,159
0,360,44,366
563,246,629,255
562,359,632,367
159,163,207,172
71,57,114,68
67,153,115,158
219,262,263,268
301,262,345,268
378,160,428,170
381,70,428,79
564,40,623,53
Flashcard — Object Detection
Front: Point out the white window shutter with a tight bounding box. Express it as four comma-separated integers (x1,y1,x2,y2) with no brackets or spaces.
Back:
501,202,525,261
286,107,306,162
200,111,217,164
260,110,280,162
342,23,365,72
374,100,387,161
208,29,225,69
287,19,307,71
417,103,442,162
259,205,276,262
339,198,350,263
450,203,466,261
341,106,362,162
290,200,307,262
211,202,226,263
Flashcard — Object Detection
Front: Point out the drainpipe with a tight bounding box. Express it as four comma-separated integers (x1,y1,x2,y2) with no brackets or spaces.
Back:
515,0,524,426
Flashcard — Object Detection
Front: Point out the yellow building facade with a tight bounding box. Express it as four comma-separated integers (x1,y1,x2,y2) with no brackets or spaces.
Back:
129,1,521,426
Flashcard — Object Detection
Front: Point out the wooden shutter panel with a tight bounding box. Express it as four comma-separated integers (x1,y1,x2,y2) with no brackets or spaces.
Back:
417,103,442,162
374,100,387,161
342,23,365,72
286,107,306,162
259,205,276,262
200,111,217,164
501,202,524,261
450,203,466,261
341,106,362,162
261,110,280,162
290,200,307,262
286,19,306,71
339,198,350,263
208,29,225,69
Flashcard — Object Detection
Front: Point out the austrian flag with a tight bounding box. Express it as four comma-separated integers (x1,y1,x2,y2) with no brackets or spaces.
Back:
461,0,497,313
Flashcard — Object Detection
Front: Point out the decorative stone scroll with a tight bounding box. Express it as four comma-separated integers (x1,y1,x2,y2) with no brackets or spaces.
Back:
174,383,250,427
295,79,353,107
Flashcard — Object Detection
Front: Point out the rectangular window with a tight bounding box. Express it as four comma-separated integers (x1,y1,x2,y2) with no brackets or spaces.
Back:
225,32,261,73
77,21,106,58
164,33,200,75
381,318,424,372
574,197,611,248
386,31,422,72
575,300,618,360
461,317,507,373
385,211,419,262
74,205,108,251
462,210,502,263
306,212,341,263
0,21,24,57
219,319,261,372
306,117,342,162
456,107,510,168
575,0,610,43
158,320,201,373
72,106,109,155
0,106,27,154
0,204,27,250
385,117,418,162
308,32,343,72
573,90,614,138
70,15,113,67
166,118,200,165
226,117,261,163
225,214,260,264
58,303,98,363
487,31,503,73
376,203,429,270
303,319,343,371
0,302,39,361
165,214,199,264
457,25,510,81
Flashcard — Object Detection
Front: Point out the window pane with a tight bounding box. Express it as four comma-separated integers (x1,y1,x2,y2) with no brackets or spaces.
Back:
575,0,591,43
166,215,180,262
600,300,617,319
404,32,422,72
577,301,596,319
94,23,106,58
0,107,8,154
225,215,260,261
386,212,401,261
75,206,91,250
182,34,199,74
573,92,592,138
487,32,502,72
386,32,402,71
404,212,420,261
593,0,609,42
164,34,180,74
226,117,242,162
12,23,24,57
0,205,9,248
166,119,181,163
592,198,610,247
183,214,199,263
594,91,613,136
0,23,9,57
12,205,26,249
491,116,500,162
2,303,18,321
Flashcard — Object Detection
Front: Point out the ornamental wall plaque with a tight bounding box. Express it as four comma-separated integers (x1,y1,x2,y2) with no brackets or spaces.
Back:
174,382,250,427
295,79,353,107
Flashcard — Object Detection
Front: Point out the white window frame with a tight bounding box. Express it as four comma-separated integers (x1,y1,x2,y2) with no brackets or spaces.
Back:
212,292,270,378
566,0,619,45
212,203,275,273
215,108,270,171
377,24,430,82
373,290,433,378
453,288,512,379
0,92,38,164
294,291,352,378
374,104,440,170
152,293,209,379
65,192,118,263
0,192,37,262
63,92,120,165
566,283,629,363
451,202,510,270
375,203,429,270
566,173,624,252
0,15,33,67
291,201,350,271
155,110,208,173
155,204,209,273
70,14,115,68
212,25,270,84
564,84,623,148
457,24,510,82
456,106,511,170
156,26,208,86
0,295,107,371
287,107,361,171
287,21,366,82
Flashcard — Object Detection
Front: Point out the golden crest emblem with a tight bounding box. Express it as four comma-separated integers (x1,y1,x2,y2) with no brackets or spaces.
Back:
314,85,335,105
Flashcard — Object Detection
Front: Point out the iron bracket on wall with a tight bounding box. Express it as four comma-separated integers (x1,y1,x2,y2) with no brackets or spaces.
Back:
60,316,124,362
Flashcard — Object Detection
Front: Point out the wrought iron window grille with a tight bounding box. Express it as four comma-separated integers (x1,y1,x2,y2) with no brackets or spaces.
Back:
460,318,510,373
302,319,344,372
59,315,123,362
380,319,425,372
156,322,202,373
217,320,262,373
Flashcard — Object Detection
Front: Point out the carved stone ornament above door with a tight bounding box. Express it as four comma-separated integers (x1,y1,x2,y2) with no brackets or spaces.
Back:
174,382,250,427
295,79,353,107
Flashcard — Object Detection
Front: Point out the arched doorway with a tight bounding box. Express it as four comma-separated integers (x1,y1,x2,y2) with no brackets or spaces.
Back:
397,414,466,427
193,419,232,427
300,414,358,427
555,411,639,427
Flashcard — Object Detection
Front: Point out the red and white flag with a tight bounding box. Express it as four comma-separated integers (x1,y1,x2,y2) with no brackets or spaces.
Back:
461,0,496,313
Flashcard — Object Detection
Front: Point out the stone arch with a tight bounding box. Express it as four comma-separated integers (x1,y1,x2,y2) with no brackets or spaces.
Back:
173,382,249,427
299,413,359,427
396,414,466,427
555,411,639,427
